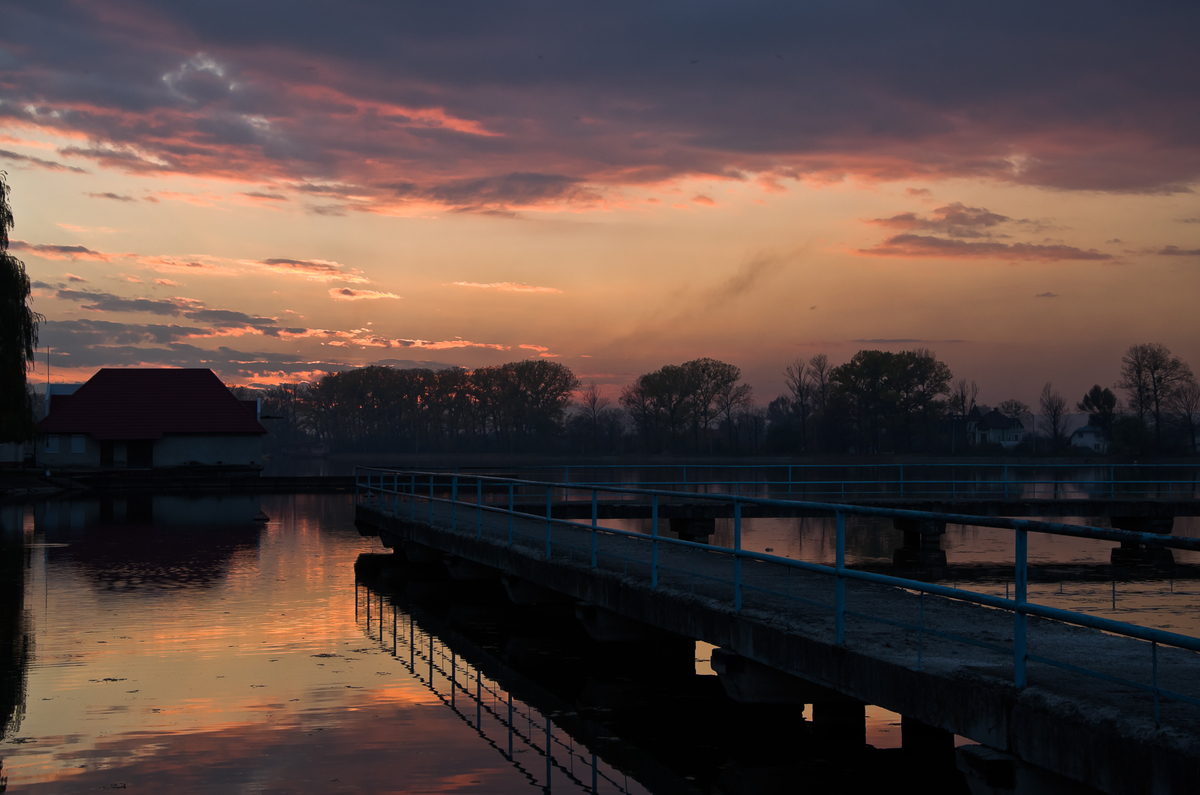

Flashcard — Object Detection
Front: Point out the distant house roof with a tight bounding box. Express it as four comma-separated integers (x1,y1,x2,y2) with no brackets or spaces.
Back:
976,409,1023,431
1072,425,1103,437
38,369,267,440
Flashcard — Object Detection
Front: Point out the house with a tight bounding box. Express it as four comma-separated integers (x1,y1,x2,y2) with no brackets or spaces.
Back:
1070,425,1108,453
37,369,267,469
965,407,1026,449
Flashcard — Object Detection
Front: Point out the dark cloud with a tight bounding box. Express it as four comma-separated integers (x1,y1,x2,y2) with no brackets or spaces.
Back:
859,234,1113,262
10,240,112,260
868,202,1022,239
0,2,1197,208
53,289,280,332
241,191,287,200
1157,245,1200,256
86,192,137,202
1035,292,1059,298
0,148,89,173
851,338,966,344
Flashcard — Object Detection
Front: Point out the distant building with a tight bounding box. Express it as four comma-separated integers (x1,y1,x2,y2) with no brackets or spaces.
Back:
1070,425,1108,453
38,369,266,469
965,407,1026,449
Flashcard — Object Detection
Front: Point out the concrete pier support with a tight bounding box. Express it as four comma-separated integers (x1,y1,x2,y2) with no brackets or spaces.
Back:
902,715,955,764
1110,516,1175,566
892,518,948,570
812,700,866,746
710,648,831,705
669,517,717,543
575,604,674,643
501,573,574,606
400,539,442,565
443,554,499,581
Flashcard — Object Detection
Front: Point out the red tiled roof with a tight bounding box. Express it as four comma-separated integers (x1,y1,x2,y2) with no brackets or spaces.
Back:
38,369,267,440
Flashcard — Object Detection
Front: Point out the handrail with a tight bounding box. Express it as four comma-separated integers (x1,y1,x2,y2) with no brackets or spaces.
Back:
356,467,1200,551
356,465,1200,722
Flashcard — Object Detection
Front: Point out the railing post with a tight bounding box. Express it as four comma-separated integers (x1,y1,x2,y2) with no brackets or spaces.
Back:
1110,465,1115,499
734,500,742,613
1015,528,1028,688
394,472,399,516
564,465,570,502
1153,641,1160,728
452,474,458,529
477,476,483,539
508,482,514,547
651,494,659,589
899,464,904,498
1004,465,1008,499
835,510,845,645
410,474,416,520
429,473,434,524
545,485,552,560
917,591,925,670
591,489,598,568
788,465,793,496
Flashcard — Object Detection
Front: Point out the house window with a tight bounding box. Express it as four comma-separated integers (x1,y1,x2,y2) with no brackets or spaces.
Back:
71,435,86,454
45,435,59,454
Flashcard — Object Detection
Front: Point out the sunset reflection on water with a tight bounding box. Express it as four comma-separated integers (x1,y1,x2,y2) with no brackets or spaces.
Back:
1,495,569,793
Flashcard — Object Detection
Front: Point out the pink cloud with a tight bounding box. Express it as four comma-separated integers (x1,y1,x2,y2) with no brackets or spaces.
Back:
9,240,113,261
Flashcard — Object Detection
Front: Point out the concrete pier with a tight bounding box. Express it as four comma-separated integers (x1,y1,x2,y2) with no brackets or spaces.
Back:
355,499,1200,795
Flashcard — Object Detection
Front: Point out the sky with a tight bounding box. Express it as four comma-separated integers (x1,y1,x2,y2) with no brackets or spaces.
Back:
2,1,1199,407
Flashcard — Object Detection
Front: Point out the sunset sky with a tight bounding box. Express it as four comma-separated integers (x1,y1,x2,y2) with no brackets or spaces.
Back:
3,2,1199,406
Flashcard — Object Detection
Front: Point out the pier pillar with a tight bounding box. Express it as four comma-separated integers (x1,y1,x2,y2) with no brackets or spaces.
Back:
710,648,845,705
892,518,947,570
501,573,574,606
1110,515,1175,566
443,554,499,581
575,604,673,643
902,715,955,764
399,539,443,565
812,700,866,746
669,517,717,543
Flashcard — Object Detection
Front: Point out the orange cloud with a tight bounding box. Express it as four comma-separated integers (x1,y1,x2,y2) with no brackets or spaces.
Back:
450,281,562,293
328,288,401,301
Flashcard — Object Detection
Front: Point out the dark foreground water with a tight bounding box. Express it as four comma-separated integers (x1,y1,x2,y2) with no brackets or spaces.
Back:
0,494,1192,792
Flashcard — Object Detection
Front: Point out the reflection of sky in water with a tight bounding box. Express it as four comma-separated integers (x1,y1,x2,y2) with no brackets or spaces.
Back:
4,495,620,793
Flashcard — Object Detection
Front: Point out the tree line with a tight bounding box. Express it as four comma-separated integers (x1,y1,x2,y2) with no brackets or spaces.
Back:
245,341,1197,457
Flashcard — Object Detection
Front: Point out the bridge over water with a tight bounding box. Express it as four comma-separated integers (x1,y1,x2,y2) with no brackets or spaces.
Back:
354,467,1200,795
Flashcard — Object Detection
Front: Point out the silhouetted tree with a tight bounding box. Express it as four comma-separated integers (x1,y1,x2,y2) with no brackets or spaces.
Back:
1118,343,1195,447
948,378,979,415
1076,385,1119,440
784,358,812,451
575,382,610,454
1039,382,1068,453
1168,381,1200,454
0,173,42,444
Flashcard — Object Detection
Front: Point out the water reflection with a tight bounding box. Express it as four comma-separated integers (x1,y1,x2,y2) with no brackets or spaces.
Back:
353,553,972,794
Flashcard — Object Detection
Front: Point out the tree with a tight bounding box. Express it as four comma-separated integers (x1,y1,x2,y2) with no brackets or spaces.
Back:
783,358,812,451
1118,343,1196,447
948,378,979,415
1039,382,1068,453
576,382,610,453
682,358,740,452
1167,381,1200,454
1076,385,1119,439
0,173,42,444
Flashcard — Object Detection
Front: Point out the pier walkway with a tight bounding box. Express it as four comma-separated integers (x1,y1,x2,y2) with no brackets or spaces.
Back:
354,468,1200,795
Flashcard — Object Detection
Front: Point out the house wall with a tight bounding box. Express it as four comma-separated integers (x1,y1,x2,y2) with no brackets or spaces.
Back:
39,434,102,467
154,435,262,466
38,434,262,468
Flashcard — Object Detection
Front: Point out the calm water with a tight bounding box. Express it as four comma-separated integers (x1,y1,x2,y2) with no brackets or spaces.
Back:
1,493,1192,792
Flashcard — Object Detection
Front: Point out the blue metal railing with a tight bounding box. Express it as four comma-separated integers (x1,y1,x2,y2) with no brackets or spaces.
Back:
356,584,635,794
367,462,1200,501
354,466,1200,726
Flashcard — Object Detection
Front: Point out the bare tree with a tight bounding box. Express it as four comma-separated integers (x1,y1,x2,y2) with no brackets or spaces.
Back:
1118,343,1196,446
784,358,811,450
577,382,611,453
1168,381,1200,453
948,378,979,415
715,380,754,449
1039,382,1068,453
